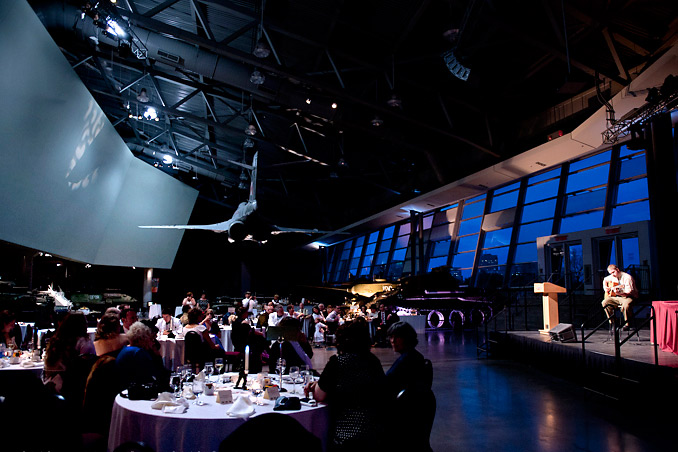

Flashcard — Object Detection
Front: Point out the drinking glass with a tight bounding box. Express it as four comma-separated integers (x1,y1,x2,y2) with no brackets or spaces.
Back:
214,358,224,375
169,372,182,398
204,362,214,380
276,358,286,391
289,366,300,394
192,380,205,405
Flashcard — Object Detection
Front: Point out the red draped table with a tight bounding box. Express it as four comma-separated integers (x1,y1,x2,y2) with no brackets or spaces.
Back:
651,301,678,354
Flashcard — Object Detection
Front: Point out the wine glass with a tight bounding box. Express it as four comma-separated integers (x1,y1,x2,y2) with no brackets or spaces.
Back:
192,380,205,405
289,366,300,394
204,362,214,380
214,358,224,376
276,358,286,392
170,372,182,398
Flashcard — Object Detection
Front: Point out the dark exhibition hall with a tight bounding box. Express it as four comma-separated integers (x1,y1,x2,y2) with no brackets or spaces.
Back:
1,1,678,451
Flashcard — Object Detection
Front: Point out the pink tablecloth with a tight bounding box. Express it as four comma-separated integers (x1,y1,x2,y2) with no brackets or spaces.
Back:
651,301,678,354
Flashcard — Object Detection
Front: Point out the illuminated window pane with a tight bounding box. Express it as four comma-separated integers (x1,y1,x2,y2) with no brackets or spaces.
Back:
529,168,561,185
564,188,606,215
462,199,485,219
392,248,407,261
559,211,604,233
619,155,646,180
368,231,379,244
483,228,513,248
428,256,448,271
457,234,478,253
518,220,553,243
382,226,395,240
399,223,411,235
431,240,451,257
351,245,363,259
569,150,611,172
365,243,376,255
459,217,482,236
452,252,475,268
611,200,650,225
396,235,409,248
616,178,648,203
522,199,557,222
495,182,520,195
376,252,389,266
524,179,559,203
423,215,434,230
566,164,609,193
490,190,519,213
514,242,537,263
378,239,392,253
478,247,509,266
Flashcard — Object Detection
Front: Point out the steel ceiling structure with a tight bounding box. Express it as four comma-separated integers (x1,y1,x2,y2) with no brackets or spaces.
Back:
29,0,678,244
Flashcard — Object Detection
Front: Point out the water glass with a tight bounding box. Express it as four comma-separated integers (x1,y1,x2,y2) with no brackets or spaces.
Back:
289,366,300,394
192,380,205,405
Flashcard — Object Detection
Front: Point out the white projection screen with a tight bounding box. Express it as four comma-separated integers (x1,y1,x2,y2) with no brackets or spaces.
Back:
0,1,198,269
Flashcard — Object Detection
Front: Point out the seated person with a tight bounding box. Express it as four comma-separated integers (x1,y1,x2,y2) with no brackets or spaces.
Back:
304,319,388,451
120,308,139,334
324,305,343,334
115,321,169,391
385,322,429,395
155,308,182,336
268,317,314,373
179,304,191,326
268,304,288,327
94,313,129,357
601,264,638,329
0,310,22,350
183,308,227,359
256,304,273,328
374,304,399,346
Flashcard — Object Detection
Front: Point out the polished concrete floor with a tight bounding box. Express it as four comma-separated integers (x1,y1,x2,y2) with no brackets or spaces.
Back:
310,330,675,452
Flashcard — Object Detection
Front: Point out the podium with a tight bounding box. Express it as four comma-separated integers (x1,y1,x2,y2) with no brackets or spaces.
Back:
534,282,567,335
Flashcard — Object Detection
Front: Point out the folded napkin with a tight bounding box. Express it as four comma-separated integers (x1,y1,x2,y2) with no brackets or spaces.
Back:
20,360,35,367
226,395,255,418
195,370,206,381
181,386,196,399
151,392,189,414
0,360,9,368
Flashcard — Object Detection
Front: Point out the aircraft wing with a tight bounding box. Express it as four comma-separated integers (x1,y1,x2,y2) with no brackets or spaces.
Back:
270,225,336,235
139,220,231,233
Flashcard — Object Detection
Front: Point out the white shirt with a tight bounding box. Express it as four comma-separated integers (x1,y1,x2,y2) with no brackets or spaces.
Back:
156,317,182,333
268,312,288,327
603,271,638,298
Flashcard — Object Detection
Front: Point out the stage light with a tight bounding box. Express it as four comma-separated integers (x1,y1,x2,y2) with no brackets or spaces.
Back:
137,88,149,103
371,115,384,127
306,98,312,105
250,70,265,85
105,17,126,38
162,155,173,165
243,138,255,148
331,102,338,109
245,124,257,136
143,106,158,120
442,49,470,81
253,39,271,58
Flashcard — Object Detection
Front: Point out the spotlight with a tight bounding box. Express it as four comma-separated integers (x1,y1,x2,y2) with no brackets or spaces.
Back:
162,155,173,165
143,106,157,120
250,70,265,85
306,98,312,105
442,49,470,81
243,138,255,148
331,102,338,109
245,124,257,136
371,116,384,127
386,93,402,108
253,39,271,58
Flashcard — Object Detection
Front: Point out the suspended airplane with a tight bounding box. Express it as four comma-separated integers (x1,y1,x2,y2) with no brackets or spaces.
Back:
139,152,332,243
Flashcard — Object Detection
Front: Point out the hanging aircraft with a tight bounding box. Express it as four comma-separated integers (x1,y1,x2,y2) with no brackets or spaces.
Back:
139,152,332,243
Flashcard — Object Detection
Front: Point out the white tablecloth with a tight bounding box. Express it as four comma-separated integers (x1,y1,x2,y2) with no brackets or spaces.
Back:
0,361,44,378
107,382,329,452
158,326,233,370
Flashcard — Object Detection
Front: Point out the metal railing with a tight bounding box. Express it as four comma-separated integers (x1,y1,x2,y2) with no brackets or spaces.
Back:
580,304,658,366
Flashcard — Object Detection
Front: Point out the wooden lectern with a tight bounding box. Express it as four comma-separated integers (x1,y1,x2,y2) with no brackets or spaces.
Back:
534,282,567,335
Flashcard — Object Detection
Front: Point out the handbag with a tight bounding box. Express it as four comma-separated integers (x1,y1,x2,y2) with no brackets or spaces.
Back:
127,381,160,400
273,396,301,411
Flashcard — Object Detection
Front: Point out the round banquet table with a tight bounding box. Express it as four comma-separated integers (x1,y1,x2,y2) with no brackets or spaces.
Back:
107,382,329,452
158,326,233,370
0,360,44,380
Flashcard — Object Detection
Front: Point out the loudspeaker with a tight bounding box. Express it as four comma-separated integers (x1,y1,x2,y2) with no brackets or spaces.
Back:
549,323,577,343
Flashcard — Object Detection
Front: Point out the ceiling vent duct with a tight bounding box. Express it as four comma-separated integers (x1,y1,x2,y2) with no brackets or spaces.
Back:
157,49,182,64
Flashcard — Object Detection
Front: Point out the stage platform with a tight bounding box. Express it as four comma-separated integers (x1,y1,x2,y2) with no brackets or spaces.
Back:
490,328,678,402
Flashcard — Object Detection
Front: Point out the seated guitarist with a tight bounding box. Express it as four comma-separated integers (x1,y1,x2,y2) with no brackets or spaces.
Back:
601,264,638,329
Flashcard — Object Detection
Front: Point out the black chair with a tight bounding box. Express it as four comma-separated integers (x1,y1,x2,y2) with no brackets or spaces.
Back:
219,413,322,452
82,355,121,437
184,331,207,370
